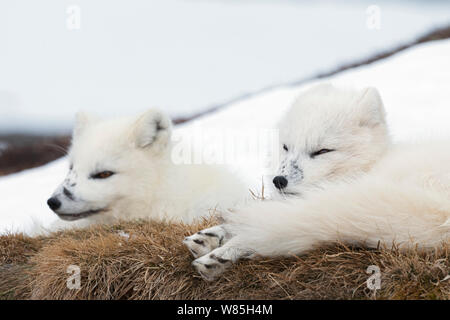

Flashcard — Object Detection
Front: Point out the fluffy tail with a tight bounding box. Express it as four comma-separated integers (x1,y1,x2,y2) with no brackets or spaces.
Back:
225,177,450,257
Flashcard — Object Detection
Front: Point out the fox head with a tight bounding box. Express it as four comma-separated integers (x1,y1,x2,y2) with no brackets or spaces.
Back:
47,109,172,221
272,83,389,195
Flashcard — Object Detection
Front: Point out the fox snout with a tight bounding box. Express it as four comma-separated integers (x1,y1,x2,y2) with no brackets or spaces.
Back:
273,176,288,190
47,197,61,211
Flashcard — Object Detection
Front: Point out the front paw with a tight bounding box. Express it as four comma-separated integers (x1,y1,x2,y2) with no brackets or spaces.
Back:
183,233,216,258
192,252,232,281
183,226,228,258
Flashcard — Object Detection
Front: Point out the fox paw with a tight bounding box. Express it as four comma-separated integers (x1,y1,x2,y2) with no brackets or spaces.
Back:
192,245,255,281
192,249,233,281
183,225,229,258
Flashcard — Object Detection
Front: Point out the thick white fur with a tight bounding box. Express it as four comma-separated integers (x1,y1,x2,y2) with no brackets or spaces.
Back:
270,83,389,195
226,143,450,256
49,109,247,229
185,84,450,281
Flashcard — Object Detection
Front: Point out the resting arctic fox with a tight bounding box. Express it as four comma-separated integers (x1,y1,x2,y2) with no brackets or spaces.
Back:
184,84,450,281
47,109,247,227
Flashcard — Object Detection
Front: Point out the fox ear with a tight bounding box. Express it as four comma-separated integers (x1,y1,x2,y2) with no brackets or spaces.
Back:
132,109,172,150
73,112,97,137
357,87,386,128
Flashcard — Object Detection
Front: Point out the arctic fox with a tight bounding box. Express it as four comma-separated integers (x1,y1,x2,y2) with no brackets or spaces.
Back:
47,109,247,228
184,84,450,281
269,83,389,195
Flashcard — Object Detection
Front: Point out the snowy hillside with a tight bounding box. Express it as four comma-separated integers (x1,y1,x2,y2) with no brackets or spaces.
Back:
1,0,450,133
1,38,450,235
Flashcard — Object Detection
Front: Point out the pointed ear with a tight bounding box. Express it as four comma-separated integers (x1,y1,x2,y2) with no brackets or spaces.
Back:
131,109,172,150
73,112,97,138
357,87,386,128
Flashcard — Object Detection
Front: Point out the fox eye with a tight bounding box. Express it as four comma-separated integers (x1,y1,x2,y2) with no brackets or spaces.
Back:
310,149,334,158
91,171,115,179
283,144,288,152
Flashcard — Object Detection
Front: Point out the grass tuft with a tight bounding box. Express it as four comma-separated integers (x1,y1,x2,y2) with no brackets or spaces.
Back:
0,218,448,300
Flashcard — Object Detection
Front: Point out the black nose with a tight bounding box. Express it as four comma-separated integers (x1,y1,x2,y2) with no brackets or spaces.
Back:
273,176,288,190
47,197,61,211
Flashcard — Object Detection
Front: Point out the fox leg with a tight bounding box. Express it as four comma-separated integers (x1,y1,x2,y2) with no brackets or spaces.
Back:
190,178,450,281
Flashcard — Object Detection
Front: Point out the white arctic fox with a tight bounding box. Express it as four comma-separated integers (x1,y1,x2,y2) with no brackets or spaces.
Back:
184,84,450,281
47,109,247,227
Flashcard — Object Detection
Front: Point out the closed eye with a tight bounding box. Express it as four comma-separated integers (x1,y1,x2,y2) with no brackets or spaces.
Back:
90,171,115,179
283,144,288,152
310,149,335,158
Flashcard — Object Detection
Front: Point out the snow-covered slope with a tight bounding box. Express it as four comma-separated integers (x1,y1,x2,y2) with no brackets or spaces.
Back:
1,0,450,133
1,39,450,235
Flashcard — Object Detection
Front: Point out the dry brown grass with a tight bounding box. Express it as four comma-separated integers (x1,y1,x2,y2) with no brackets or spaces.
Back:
0,218,448,300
